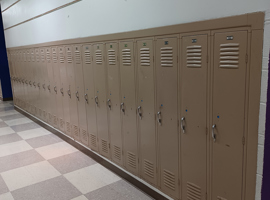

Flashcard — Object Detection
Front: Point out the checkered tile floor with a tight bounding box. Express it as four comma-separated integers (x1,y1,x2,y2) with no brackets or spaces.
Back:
0,101,153,200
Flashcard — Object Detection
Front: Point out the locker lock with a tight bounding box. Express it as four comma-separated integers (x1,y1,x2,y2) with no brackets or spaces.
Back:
47,85,50,91
76,91,79,100
181,117,186,133
84,94,88,103
54,86,57,94
33,82,36,87
95,96,98,106
157,111,162,125
60,88,64,96
137,106,142,119
212,124,216,142
121,102,125,113
67,89,71,98
29,81,32,86
107,99,111,110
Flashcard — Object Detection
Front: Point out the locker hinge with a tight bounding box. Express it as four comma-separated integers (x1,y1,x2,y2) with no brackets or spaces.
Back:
108,143,110,148
178,179,180,186
177,119,179,127
242,136,245,145
206,55,209,63
245,54,248,63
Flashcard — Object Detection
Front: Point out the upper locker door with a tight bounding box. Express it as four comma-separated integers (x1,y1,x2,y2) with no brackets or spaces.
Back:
211,31,248,200
30,49,36,115
34,48,41,117
181,34,208,200
40,48,49,121
93,43,110,158
119,41,138,175
73,45,88,145
156,36,179,199
106,42,123,166
136,39,157,185
82,44,98,151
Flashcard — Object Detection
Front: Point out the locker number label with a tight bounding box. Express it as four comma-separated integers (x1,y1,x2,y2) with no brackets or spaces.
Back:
227,36,234,40
165,41,168,45
143,43,147,46
110,45,112,48
125,44,128,47
192,39,197,43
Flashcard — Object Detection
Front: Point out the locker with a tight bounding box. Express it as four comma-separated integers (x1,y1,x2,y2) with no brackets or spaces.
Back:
22,50,29,110
73,45,88,145
155,36,179,199
40,48,49,122
58,46,71,136
33,49,40,117
106,42,123,165
93,43,110,158
65,46,80,141
30,49,36,115
180,34,208,200
82,44,98,151
136,39,157,185
211,31,248,200
25,50,31,112
119,41,138,174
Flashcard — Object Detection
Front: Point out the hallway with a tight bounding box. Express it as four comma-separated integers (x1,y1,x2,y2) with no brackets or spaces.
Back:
0,100,153,200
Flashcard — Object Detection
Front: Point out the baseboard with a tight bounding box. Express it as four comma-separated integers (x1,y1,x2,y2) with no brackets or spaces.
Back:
14,106,171,200
0,97,13,101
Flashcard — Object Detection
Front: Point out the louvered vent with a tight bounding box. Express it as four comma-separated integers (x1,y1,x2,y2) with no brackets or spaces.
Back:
81,129,88,142
67,50,72,63
113,145,121,160
95,50,102,64
101,139,108,153
59,52,64,63
161,47,173,67
122,49,131,66
163,169,176,191
59,118,64,129
27,52,31,62
52,51,57,63
31,52,35,62
53,116,58,126
46,51,51,62
219,43,239,68
85,50,91,64
73,125,79,137
187,182,202,200
66,122,71,133
40,50,45,62
186,45,202,68
90,134,97,147
140,48,150,66
35,51,40,62
108,49,116,65
217,196,227,200
144,159,154,178
127,151,136,168
75,50,81,64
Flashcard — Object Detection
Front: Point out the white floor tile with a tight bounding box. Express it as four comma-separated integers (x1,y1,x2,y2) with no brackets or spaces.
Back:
36,141,78,160
17,128,51,140
71,195,88,200
64,164,121,194
0,127,15,136
0,141,33,157
0,110,18,117
0,192,14,200
5,118,32,126
1,161,61,191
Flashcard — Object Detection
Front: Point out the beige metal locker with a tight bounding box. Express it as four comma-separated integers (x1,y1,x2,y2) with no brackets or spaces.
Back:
73,45,88,145
136,39,157,185
25,50,31,112
34,49,40,117
40,48,49,122
82,44,98,151
119,41,138,175
65,46,80,141
155,36,179,199
30,49,36,115
58,46,71,136
106,42,123,165
180,34,208,200
211,30,248,200
93,43,110,158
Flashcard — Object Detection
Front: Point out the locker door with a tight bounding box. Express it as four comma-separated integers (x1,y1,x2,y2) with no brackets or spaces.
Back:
40,48,49,122
156,36,179,199
211,31,248,200
73,45,88,145
82,44,98,151
65,46,79,141
106,42,123,165
180,34,208,200
93,43,110,158
34,49,40,117
30,49,36,115
58,47,71,136
136,39,157,185
26,50,31,112
119,41,138,174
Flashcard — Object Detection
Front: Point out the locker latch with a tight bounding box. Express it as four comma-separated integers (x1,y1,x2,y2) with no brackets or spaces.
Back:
95,96,99,106
121,102,125,113
76,91,79,100
107,99,111,110
68,89,71,98
84,94,88,103
137,106,142,119
54,86,57,94
181,117,186,133
212,124,216,142
60,88,64,96
33,82,36,87
157,111,162,125
47,85,50,91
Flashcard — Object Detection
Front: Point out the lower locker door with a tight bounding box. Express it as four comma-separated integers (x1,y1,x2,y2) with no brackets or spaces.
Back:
211,30,248,200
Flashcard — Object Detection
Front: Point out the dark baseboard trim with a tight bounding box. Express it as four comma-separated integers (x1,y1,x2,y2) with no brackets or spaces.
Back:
14,106,169,200
0,97,13,101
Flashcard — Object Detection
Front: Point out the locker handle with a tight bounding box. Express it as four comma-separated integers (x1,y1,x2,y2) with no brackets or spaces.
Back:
212,124,216,142
95,96,98,106
48,85,50,91
157,111,162,125
121,102,125,113
84,94,88,103
33,82,36,87
76,91,79,100
107,99,111,110
29,81,32,86
54,86,57,94
38,83,40,88
68,89,71,98
137,106,142,119
181,117,186,133
60,88,64,96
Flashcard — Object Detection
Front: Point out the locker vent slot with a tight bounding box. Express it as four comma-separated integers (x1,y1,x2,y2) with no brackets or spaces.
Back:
59,53,65,63
217,197,227,200
53,116,58,126
160,47,173,67
219,43,239,68
60,118,64,129
186,45,202,68
46,51,51,62
127,151,136,168
40,53,45,62
31,52,35,62
95,50,102,64
35,52,40,62
113,145,121,160
90,134,97,147
101,139,108,153
187,182,201,200
163,169,175,191
52,51,57,63
108,49,116,65
81,129,88,142
85,51,91,64
66,122,71,133
67,51,72,63
144,159,154,178
140,48,150,66
73,125,79,137
75,50,81,64
122,49,131,66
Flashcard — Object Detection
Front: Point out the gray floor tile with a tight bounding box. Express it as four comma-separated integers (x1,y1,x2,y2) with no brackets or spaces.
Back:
0,113,25,122
0,106,14,112
11,176,82,200
26,134,63,148
0,133,23,145
84,183,123,200
0,122,8,128
11,122,41,132
0,175,9,195
0,149,44,173
48,151,97,174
